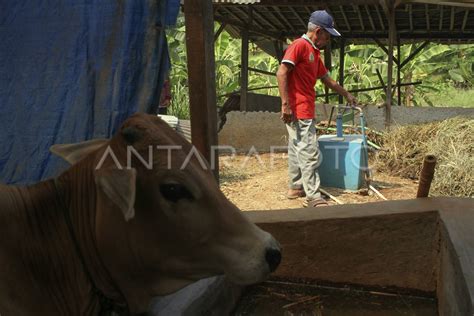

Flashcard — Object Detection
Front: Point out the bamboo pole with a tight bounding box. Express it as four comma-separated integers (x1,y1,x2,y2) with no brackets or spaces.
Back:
417,155,437,198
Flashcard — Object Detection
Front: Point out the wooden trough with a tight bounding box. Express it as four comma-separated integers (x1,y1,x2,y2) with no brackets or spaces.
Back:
239,197,473,315
149,197,472,315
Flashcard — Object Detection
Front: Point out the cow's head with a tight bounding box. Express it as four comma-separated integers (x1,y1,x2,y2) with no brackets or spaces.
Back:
51,113,281,312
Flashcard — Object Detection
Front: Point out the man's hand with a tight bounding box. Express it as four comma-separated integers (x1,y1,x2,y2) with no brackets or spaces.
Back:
280,102,293,124
345,92,358,107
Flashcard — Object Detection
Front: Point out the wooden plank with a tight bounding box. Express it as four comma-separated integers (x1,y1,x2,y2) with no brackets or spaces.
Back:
184,0,219,179
409,4,413,31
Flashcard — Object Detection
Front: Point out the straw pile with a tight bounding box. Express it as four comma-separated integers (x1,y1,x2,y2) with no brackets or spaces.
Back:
374,117,473,197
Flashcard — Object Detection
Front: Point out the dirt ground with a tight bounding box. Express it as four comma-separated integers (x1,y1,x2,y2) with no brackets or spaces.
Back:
219,153,419,211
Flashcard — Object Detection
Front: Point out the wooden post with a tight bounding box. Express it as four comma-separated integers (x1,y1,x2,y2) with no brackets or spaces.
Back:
338,38,345,105
240,7,252,111
397,35,402,106
385,0,396,128
324,41,332,104
184,0,219,180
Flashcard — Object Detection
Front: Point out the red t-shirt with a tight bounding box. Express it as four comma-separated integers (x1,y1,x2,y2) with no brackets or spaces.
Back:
282,35,328,119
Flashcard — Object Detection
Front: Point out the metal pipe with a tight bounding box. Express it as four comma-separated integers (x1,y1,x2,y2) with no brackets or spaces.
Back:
416,155,437,198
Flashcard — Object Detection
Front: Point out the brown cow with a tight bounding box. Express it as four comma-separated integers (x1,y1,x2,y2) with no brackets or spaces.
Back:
0,113,281,315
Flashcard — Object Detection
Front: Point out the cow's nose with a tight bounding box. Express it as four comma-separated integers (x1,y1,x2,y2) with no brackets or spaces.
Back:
265,247,281,272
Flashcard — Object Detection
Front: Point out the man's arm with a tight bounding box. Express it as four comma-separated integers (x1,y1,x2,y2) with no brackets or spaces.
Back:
321,75,357,106
276,63,294,124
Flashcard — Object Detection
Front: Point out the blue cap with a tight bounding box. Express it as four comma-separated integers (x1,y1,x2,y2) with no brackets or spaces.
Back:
309,10,341,37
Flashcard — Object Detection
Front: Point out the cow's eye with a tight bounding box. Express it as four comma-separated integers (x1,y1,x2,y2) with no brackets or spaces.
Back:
159,183,194,202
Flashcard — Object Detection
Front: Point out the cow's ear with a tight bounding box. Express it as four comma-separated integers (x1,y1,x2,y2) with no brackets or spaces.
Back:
50,139,109,165
95,168,136,221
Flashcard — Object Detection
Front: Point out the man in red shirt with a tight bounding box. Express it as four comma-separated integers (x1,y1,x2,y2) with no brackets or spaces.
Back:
276,10,357,208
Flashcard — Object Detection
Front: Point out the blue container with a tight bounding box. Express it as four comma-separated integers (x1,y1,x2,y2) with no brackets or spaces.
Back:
318,134,368,190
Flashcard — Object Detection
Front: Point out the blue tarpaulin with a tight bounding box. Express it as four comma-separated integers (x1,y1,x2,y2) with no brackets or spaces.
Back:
0,0,180,184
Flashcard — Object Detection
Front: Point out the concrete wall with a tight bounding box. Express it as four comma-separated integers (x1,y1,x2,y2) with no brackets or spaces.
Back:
218,105,474,152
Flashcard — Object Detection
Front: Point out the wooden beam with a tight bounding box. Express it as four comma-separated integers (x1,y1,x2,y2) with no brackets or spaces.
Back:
339,6,352,31
273,40,284,62
243,66,276,77
316,81,422,99
252,8,273,30
393,0,474,8
409,4,413,31
214,15,283,40
397,35,402,106
338,39,345,105
289,6,307,29
373,37,399,64
283,30,474,40
240,7,252,112
214,22,227,42
354,5,366,30
450,6,455,31
235,6,265,30
184,0,219,179
386,0,395,128
365,5,377,31
439,5,444,31
229,0,380,6
425,4,430,31
462,10,469,32
267,7,288,31
375,5,386,30
324,41,332,104
274,6,295,32
400,40,429,68
376,69,387,94
222,7,246,24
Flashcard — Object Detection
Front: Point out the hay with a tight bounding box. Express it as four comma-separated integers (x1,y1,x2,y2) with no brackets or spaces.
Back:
374,117,473,198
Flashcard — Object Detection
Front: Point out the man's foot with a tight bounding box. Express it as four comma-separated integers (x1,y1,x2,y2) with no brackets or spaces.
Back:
303,198,329,208
287,188,306,199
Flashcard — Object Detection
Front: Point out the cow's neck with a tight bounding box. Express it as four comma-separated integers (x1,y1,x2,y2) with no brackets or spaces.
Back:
57,160,129,314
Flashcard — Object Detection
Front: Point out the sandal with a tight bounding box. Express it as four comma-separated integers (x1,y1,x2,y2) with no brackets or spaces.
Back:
287,188,306,199
303,198,329,208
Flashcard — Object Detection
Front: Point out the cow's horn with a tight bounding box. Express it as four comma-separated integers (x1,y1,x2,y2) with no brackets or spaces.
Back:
121,126,142,144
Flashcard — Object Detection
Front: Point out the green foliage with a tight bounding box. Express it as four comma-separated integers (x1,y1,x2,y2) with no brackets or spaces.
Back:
166,14,474,118
166,15,280,118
